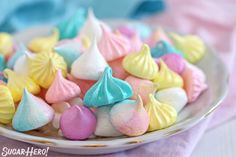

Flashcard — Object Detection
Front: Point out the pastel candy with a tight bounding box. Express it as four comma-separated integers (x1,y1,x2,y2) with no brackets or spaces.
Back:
68,97,83,106
0,54,6,71
71,38,108,80
125,76,158,104
151,40,183,58
158,53,185,74
28,29,59,53
0,32,13,57
153,60,183,90
108,57,129,80
116,25,136,38
147,27,172,47
95,106,123,137
84,67,133,107
0,85,15,124
51,102,71,113
182,62,207,103
123,44,158,80
155,88,187,113
7,44,26,68
12,89,54,132
129,33,143,52
45,70,81,104
13,50,35,76
110,96,149,136
54,40,82,69
67,74,96,99
3,69,41,102
60,105,96,140
145,94,177,131
170,33,206,63
29,52,67,88
126,23,151,40
57,8,86,40
98,27,131,61
79,9,103,42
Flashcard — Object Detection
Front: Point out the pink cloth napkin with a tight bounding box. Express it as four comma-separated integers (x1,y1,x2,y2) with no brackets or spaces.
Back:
1,0,236,157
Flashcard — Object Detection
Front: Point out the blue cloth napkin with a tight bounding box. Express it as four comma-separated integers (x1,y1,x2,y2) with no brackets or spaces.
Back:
0,0,165,32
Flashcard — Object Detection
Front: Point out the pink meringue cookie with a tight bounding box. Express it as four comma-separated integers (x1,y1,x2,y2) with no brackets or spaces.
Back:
182,62,208,103
110,96,149,136
157,53,186,74
60,105,96,140
108,57,129,79
146,27,172,48
67,74,96,98
115,25,136,38
129,33,143,52
98,27,131,61
125,76,158,104
45,70,81,104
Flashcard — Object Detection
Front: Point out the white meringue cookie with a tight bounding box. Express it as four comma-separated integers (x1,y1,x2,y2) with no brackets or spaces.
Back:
95,106,123,137
155,88,187,113
79,9,102,41
13,50,35,76
71,38,108,80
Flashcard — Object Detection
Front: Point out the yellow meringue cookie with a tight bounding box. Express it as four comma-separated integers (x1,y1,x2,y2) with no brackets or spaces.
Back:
0,85,15,124
153,60,183,90
145,94,177,131
28,29,59,53
29,52,67,88
3,69,41,102
169,32,206,64
0,32,13,56
122,44,158,80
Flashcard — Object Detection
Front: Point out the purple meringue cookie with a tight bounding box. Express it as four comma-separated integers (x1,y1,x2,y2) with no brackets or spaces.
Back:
157,53,185,74
60,105,96,140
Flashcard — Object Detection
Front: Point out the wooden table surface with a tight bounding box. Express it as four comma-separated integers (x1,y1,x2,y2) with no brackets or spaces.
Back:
191,118,236,157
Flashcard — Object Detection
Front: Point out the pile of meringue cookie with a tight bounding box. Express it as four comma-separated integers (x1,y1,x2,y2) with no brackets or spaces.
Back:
0,9,208,140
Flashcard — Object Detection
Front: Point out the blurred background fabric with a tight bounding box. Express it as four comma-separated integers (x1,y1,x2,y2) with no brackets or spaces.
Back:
0,0,165,32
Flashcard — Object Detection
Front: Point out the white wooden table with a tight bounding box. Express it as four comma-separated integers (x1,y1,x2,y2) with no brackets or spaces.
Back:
191,118,236,157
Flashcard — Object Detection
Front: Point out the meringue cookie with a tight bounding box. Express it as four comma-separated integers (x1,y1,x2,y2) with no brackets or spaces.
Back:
7,44,26,69
0,85,15,124
145,94,177,131
0,32,13,57
182,62,207,103
12,89,54,132
3,69,41,102
151,40,183,58
54,40,82,68
169,33,206,63
116,25,136,38
95,106,123,137
0,54,6,71
29,52,67,88
147,27,172,47
123,44,158,80
52,102,71,113
45,70,81,104
153,60,183,90
110,96,149,136
84,67,132,107
108,57,129,79
125,76,158,104
129,33,143,52
57,8,86,39
126,23,151,40
68,97,83,106
60,105,96,140
13,50,35,76
71,38,108,80
158,53,185,74
155,88,187,113
28,29,59,53
79,9,103,42
98,27,131,61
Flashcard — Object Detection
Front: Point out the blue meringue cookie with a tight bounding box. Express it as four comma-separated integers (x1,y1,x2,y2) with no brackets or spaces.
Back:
54,41,81,68
84,67,133,107
12,89,54,132
7,44,26,68
0,54,6,71
151,40,183,58
56,8,86,40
